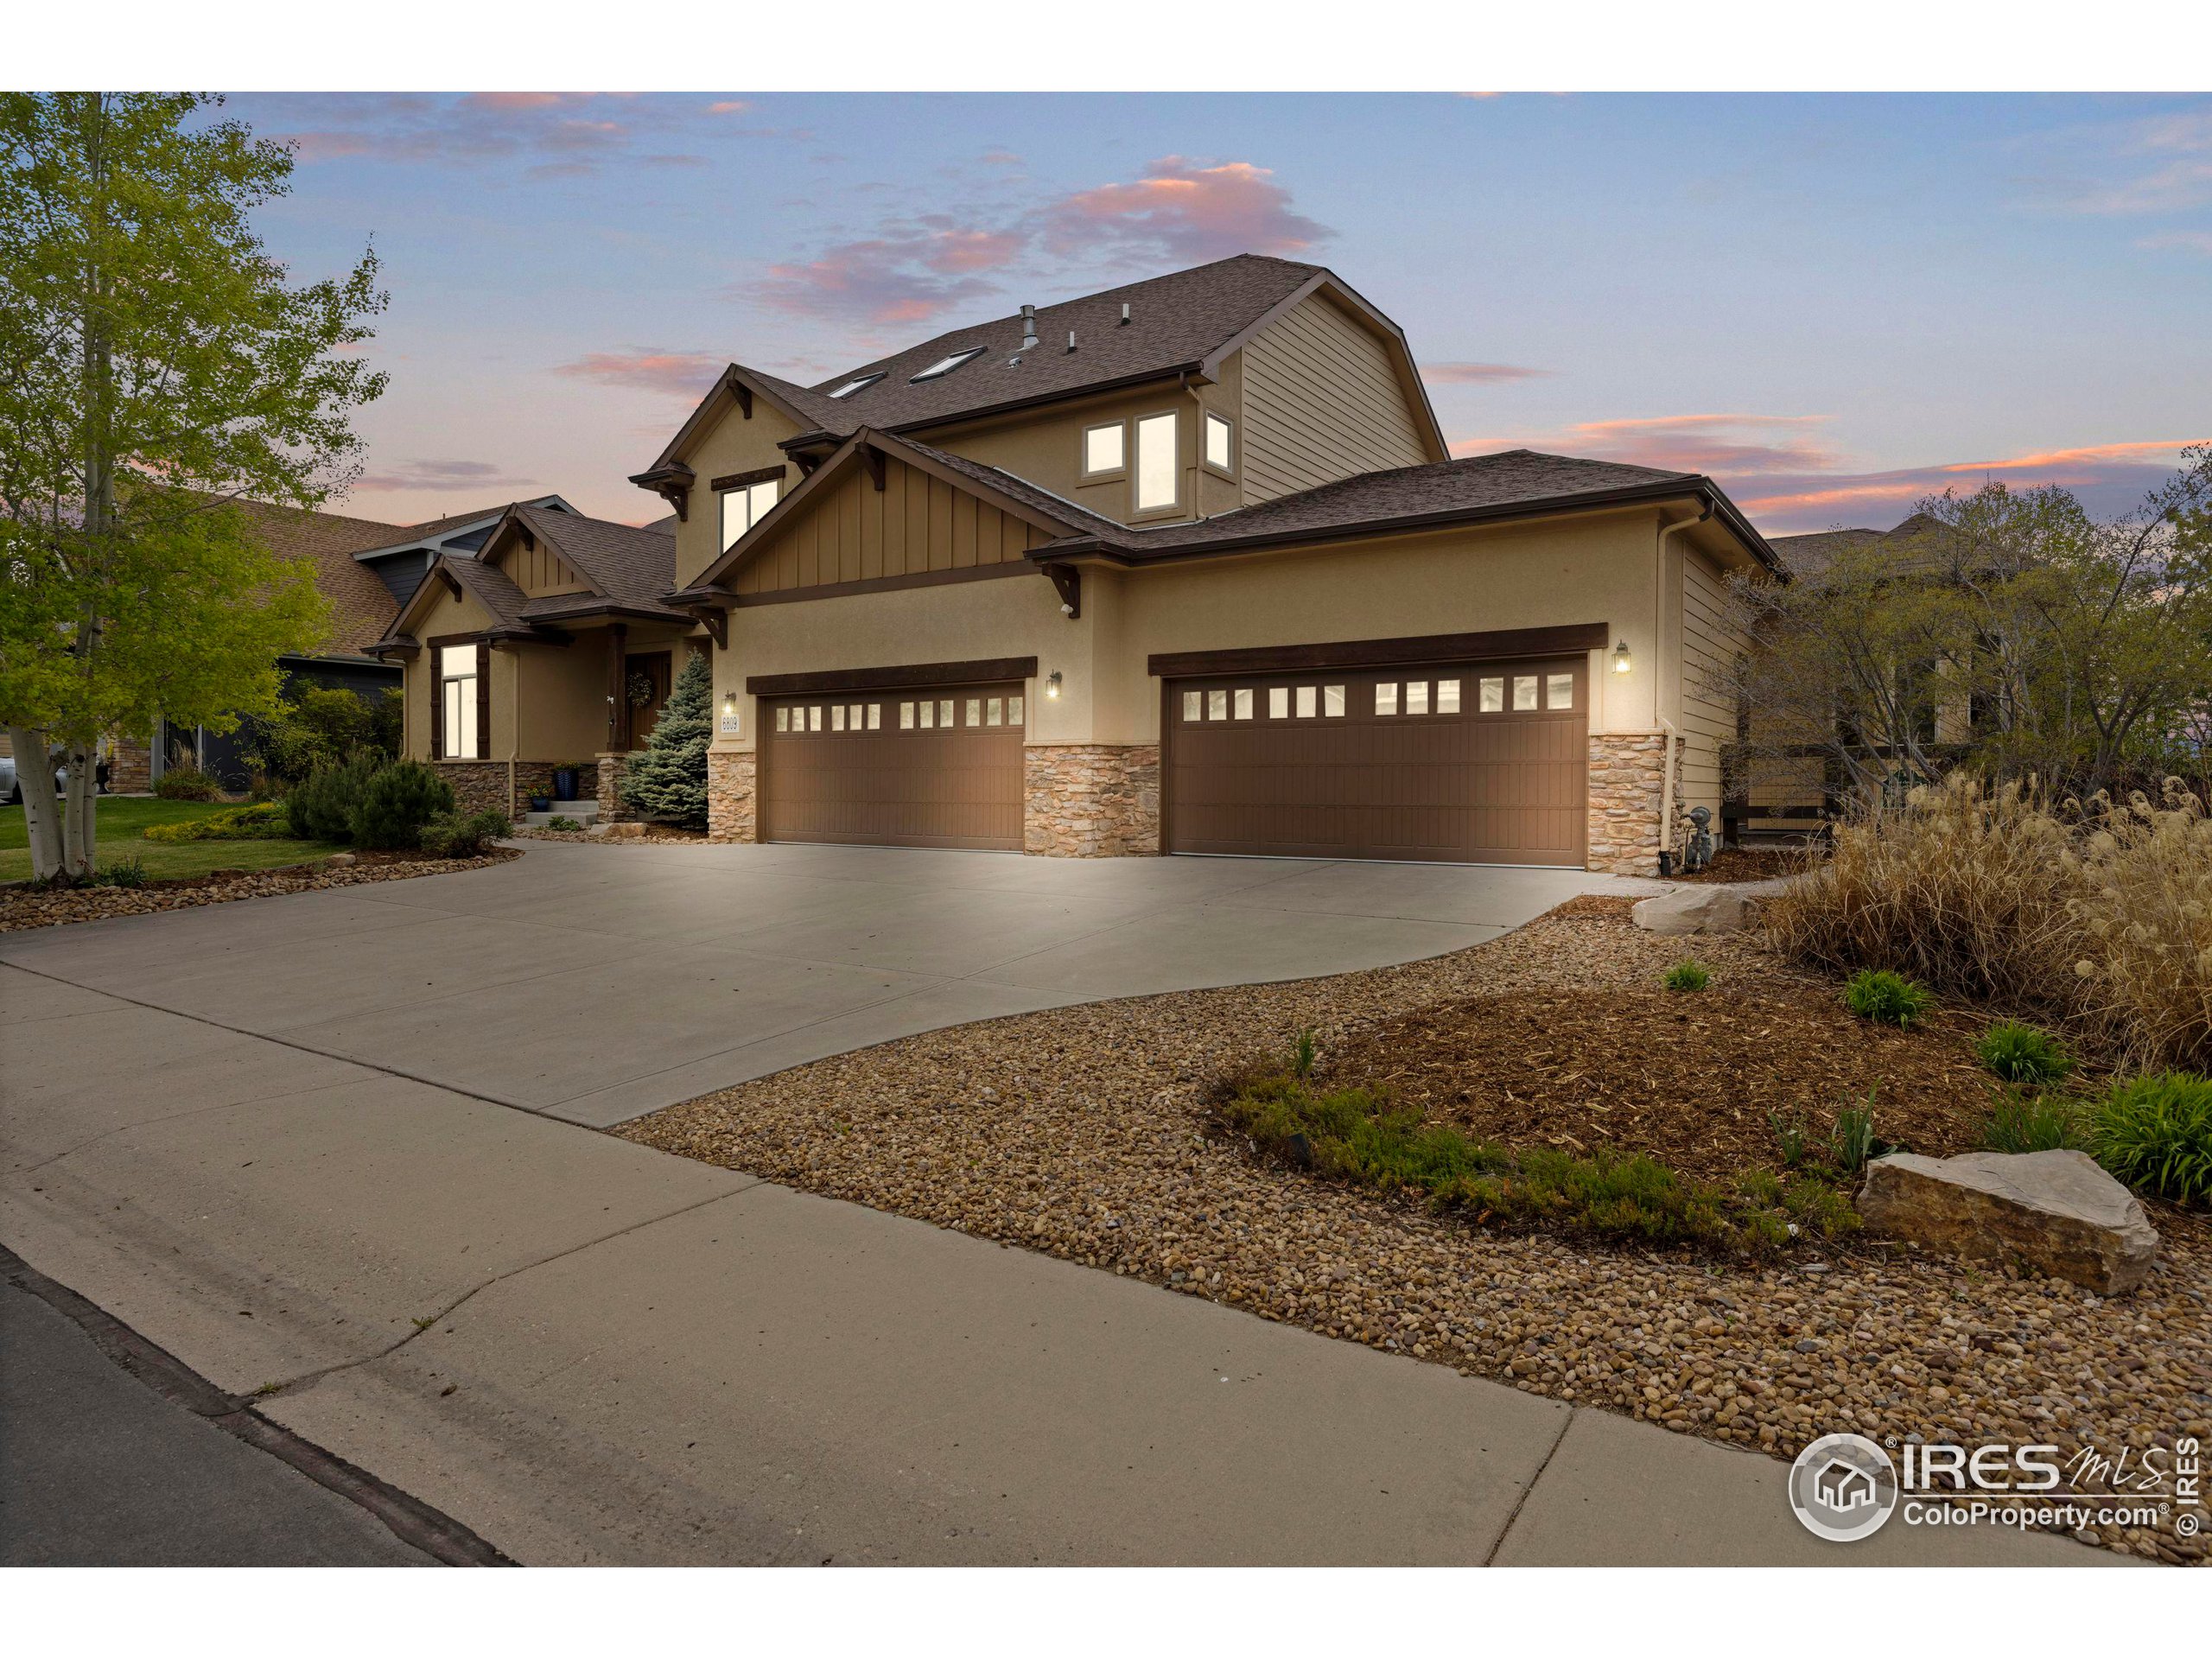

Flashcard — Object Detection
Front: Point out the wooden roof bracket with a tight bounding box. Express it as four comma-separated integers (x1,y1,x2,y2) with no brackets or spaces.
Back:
1046,562,1080,619
861,442,886,492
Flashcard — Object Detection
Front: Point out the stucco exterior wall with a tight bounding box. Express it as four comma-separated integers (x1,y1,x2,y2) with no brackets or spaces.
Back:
399,585,495,760
666,396,807,592
929,367,1244,524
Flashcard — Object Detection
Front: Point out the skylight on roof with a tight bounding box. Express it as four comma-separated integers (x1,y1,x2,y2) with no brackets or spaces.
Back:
828,372,886,399
909,346,985,383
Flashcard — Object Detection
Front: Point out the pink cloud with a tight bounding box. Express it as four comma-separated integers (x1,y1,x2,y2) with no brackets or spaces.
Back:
979,149,1023,165
707,99,751,115
1424,362,1554,385
1734,439,2208,533
555,350,727,397
1455,413,1842,476
1040,156,1330,263
463,92,579,111
747,226,1022,326
2138,230,2212,255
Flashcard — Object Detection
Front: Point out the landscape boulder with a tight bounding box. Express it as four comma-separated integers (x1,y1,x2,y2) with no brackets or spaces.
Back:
1857,1149,2159,1294
1630,878,1787,937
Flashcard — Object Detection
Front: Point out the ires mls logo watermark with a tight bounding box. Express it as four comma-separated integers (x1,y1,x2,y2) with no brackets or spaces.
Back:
1787,1432,2202,1544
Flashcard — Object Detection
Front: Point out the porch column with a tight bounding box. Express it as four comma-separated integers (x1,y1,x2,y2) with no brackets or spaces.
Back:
605,622,629,751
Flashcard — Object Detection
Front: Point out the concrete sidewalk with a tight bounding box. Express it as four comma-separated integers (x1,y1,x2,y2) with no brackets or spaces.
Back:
1,961,2108,1566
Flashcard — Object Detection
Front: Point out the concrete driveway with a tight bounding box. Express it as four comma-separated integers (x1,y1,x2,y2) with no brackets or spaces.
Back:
0,842,1649,1125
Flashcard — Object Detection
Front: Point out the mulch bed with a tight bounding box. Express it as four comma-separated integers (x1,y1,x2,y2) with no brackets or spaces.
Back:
0,847,521,932
1662,846,1815,885
1331,979,2007,1183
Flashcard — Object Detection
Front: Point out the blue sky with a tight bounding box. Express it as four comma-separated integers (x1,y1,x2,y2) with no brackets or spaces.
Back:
222,92,2212,534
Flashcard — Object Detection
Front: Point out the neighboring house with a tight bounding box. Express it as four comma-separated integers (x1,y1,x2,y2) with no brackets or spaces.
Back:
381,253,1780,872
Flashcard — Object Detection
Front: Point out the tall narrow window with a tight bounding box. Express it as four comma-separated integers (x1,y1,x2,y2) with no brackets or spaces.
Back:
1135,411,1178,512
438,645,479,760
1204,412,1234,473
718,472,781,552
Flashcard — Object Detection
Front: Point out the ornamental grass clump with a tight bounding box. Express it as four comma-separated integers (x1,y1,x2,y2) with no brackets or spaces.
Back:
2090,1073,2212,1205
1974,1019,2075,1085
2067,784,2212,1073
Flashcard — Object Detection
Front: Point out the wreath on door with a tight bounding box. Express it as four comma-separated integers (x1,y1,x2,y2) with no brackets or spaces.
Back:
626,671,657,708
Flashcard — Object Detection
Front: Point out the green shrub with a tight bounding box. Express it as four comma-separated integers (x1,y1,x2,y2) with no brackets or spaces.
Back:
1844,968,1935,1027
417,809,510,859
1782,1175,1862,1241
347,760,454,850
2091,1073,2212,1205
1770,1109,1810,1169
1214,1066,1840,1257
286,753,386,842
1290,1025,1319,1080
1662,959,1711,993
619,648,712,827
154,766,219,801
1974,1020,2075,1085
547,815,584,833
1982,1090,2090,1154
1830,1091,1881,1176
89,855,150,888
142,803,293,843
242,683,391,783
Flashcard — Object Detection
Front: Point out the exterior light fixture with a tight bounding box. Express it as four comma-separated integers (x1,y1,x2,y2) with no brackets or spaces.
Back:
1046,671,1063,700
722,691,737,714
1611,639,1633,675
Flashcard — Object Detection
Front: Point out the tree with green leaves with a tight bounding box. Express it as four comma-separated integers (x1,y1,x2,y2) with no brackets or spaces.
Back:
0,92,386,881
1712,446,2212,801
620,649,712,829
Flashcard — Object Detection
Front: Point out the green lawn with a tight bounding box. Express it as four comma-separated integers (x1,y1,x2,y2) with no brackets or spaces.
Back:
0,797,344,882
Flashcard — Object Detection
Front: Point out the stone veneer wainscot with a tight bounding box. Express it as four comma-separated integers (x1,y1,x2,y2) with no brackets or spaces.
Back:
1023,745,1160,857
705,749,758,843
1585,731,1679,876
431,760,554,820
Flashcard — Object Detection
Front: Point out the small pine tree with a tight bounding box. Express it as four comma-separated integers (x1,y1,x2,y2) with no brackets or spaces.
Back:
620,649,712,829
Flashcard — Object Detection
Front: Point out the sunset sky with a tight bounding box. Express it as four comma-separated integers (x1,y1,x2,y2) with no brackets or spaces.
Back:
222,91,2212,537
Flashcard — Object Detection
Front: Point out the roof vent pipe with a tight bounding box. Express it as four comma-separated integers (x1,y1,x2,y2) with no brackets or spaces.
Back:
1065,330,1077,353
1020,303,1038,350
1119,302,1131,326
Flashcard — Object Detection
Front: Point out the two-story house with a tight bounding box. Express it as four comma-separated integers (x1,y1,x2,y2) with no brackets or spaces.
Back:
377,254,1778,872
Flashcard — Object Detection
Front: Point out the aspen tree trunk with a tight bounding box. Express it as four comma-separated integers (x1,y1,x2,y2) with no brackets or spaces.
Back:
8,727,67,880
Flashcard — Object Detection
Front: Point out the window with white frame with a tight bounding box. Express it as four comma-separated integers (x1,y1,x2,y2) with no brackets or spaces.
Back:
718,473,781,552
1204,411,1234,473
1082,421,1125,478
1134,411,1178,512
438,645,479,760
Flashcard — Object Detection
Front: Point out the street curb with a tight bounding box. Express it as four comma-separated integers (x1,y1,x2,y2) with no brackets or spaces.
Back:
0,1243,514,1567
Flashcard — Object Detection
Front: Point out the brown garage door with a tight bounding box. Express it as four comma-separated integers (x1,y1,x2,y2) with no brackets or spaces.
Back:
760,683,1026,851
1163,658,1587,866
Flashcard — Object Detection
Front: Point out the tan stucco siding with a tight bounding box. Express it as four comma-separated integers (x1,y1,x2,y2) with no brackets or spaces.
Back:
1240,293,1428,505
928,370,1243,524
515,645,609,762
734,455,1052,595
669,397,807,591
713,571,1084,750
1676,544,1743,825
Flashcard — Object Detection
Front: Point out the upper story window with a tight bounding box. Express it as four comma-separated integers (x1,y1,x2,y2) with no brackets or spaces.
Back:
716,467,782,552
438,644,479,760
1134,410,1179,513
1204,411,1235,474
828,372,886,399
909,346,986,383
1081,420,1126,480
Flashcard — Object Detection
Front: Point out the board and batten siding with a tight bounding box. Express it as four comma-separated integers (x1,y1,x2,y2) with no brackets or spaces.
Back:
1676,545,1745,824
1238,293,1429,505
734,454,1056,596
504,539,588,598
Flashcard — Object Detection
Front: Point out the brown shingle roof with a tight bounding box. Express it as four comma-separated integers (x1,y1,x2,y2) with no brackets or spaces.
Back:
512,504,685,620
216,497,409,654
791,255,1325,435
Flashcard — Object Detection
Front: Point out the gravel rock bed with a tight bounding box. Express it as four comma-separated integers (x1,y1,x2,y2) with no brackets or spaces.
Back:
0,847,519,932
621,901,2210,1564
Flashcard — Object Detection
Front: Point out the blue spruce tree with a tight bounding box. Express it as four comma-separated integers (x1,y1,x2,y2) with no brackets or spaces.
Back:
619,648,712,829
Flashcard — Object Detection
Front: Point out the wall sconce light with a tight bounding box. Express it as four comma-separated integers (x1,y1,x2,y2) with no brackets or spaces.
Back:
722,691,738,715
1046,671,1063,700
1611,639,1633,675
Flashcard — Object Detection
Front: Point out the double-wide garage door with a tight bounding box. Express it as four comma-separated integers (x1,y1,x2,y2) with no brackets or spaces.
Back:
760,682,1027,851
1163,658,1588,866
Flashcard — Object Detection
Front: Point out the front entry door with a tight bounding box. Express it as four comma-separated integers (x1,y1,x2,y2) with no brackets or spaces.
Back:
624,652,673,747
